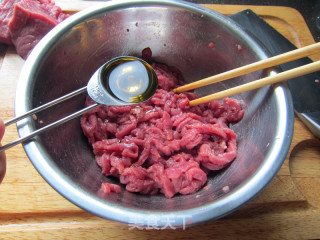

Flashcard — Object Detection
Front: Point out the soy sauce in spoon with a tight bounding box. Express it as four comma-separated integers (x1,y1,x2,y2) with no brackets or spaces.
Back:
87,56,158,105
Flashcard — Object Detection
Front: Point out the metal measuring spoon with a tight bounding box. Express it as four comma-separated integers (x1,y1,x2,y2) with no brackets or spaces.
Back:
0,56,158,154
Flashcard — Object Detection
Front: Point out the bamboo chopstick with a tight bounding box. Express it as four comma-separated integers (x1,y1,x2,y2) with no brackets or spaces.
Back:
189,60,320,106
172,42,320,106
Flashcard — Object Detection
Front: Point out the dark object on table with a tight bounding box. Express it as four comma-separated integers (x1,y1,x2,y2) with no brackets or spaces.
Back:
230,9,320,138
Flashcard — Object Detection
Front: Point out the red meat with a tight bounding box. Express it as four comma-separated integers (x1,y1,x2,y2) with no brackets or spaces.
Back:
81,50,245,198
0,0,68,59
0,0,20,44
100,183,121,195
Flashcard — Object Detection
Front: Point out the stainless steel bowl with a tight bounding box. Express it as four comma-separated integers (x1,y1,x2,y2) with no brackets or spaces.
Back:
15,0,294,227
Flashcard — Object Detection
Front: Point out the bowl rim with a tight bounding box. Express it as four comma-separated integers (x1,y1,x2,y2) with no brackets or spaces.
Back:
15,0,294,227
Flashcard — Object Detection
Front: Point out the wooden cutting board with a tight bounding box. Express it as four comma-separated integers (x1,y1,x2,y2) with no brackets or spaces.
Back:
0,3,320,239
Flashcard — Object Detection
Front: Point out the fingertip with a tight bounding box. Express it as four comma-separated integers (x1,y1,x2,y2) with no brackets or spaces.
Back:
0,118,4,141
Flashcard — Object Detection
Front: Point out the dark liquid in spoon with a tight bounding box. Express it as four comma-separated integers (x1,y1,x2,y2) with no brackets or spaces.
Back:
101,57,158,103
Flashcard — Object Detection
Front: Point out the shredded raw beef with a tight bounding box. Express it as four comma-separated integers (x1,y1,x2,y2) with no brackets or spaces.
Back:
0,0,68,59
81,48,245,198
100,182,121,195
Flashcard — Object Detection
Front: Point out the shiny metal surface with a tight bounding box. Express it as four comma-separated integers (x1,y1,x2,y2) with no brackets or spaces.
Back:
15,0,294,227
87,56,158,105
0,102,99,153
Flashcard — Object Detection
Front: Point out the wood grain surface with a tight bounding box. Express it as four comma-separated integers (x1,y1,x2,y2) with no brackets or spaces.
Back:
0,3,319,240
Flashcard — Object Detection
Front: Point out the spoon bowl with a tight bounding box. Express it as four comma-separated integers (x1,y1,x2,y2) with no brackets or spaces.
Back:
87,56,158,105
